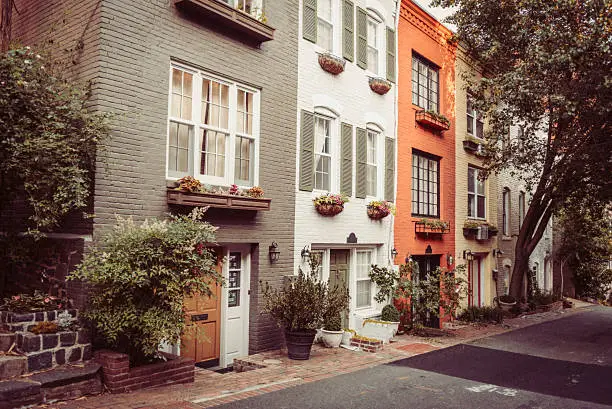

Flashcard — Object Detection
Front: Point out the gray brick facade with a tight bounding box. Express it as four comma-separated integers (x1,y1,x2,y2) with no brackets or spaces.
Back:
11,0,299,354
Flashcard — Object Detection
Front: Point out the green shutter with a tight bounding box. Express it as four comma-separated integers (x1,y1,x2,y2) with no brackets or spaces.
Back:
303,0,317,43
384,137,395,202
386,27,396,83
356,7,367,69
341,123,353,196
342,0,355,62
355,127,367,198
299,110,315,191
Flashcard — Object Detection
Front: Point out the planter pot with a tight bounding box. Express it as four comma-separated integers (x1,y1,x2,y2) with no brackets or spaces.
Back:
498,300,516,313
284,329,317,360
341,330,354,346
317,53,346,75
315,203,344,217
367,207,390,220
321,329,343,348
359,320,399,344
415,110,451,131
368,77,392,95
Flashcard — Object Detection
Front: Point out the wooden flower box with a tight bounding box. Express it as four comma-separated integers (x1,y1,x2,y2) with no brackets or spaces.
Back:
463,139,480,152
167,189,271,211
415,110,450,131
414,221,450,236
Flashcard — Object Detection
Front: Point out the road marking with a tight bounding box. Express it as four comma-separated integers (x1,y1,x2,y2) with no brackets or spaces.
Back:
465,383,518,396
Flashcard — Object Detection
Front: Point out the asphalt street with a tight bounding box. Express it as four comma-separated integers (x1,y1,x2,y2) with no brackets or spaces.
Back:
218,306,612,409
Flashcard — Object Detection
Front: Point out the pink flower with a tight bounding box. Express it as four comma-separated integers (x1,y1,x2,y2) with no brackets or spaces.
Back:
44,298,51,303
58,304,62,309
12,296,20,301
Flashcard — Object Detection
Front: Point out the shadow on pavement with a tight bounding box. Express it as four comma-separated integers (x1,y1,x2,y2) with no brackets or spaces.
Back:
387,344,612,406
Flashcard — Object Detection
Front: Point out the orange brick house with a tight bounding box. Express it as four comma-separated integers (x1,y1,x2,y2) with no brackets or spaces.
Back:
395,0,456,327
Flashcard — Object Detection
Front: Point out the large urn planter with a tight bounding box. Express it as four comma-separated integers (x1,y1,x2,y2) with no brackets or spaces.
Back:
320,329,343,348
315,203,344,217
317,52,346,75
285,329,317,360
368,77,392,95
497,295,517,314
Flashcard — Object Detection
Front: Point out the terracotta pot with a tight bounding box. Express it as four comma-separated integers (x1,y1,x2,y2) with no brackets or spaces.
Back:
315,203,344,216
318,53,345,75
367,207,390,220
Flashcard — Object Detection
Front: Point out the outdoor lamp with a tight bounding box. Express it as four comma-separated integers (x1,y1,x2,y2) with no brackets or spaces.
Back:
463,249,474,261
447,253,454,266
300,246,310,263
391,248,399,259
269,242,280,263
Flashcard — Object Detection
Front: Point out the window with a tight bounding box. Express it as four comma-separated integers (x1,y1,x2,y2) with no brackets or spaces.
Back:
412,54,439,112
310,250,324,279
467,166,486,219
518,191,525,228
366,15,379,74
314,114,332,191
411,151,439,217
356,251,372,308
502,188,510,236
467,97,484,138
228,252,242,307
168,65,259,186
317,0,333,51
366,129,378,196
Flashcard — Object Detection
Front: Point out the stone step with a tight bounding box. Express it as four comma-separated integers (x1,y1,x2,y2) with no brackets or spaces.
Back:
0,334,15,353
0,379,40,409
0,356,27,381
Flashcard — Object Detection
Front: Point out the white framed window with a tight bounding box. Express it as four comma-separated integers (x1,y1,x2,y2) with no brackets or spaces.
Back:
317,0,333,51
468,166,486,219
355,250,373,308
314,114,333,191
366,128,379,197
518,191,525,228
366,15,379,74
502,188,510,236
222,0,264,20
466,97,484,138
167,65,259,187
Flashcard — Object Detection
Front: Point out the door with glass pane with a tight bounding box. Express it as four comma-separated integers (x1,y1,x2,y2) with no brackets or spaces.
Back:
224,249,250,366
329,250,349,328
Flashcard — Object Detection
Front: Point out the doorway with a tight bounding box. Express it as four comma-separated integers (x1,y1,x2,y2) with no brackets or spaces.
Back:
222,248,251,367
412,255,441,328
329,249,350,328
468,256,484,307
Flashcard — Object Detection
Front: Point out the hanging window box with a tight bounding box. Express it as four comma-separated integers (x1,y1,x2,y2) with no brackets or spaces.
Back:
167,189,271,211
414,220,450,237
415,110,451,131
174,0,275,43
313,193,348,217
317,52,346,75
463,222,498,240
369,77,392,95
367,201,396,220
463,139,480,152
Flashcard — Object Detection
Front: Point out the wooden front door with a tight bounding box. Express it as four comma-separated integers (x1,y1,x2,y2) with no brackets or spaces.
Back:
329,250,350,328
413,255,441,328
181,250,222,366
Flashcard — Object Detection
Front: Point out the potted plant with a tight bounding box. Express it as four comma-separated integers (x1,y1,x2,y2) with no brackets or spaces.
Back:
367,200,396,220
313,193,348,217
415,110,451,131
317,52,346,75
497,295,517,313
320,314,343,348
368,77,392,95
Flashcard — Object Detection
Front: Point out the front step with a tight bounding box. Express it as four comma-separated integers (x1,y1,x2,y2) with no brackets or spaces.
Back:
0,357,27,380
0,379,40,409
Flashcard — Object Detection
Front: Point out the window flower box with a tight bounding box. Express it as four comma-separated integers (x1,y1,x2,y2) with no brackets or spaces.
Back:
367,200,395,220
174,0,274,43
167,188,271,211
313,193,348,217
414,219,450,236
463,139,480,152
368,77,392,95
463,221,498,240
415,110,451,131
317,52,346,75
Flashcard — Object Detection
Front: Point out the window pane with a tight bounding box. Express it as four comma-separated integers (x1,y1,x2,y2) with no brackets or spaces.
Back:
235,136,254,185
318,21,333,50
318,0,332,19
201,130,226,177
367,47,378,73
356,281,371,308
172,69,182,94
467,117,474,134
367,165,377,196
477,196,486,218
183,72,192,97
468,194,475,217
468,168,475,192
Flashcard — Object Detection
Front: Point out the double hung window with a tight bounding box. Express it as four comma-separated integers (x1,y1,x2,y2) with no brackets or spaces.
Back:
356,251,372,308
412,54,439,112
366,15,379,74
366,129,378,197
167,65,259,186
411,151,439,217
468,166,486,219
317,0,333,51
502,188,510,236
314,114,332,191
466,97,484,138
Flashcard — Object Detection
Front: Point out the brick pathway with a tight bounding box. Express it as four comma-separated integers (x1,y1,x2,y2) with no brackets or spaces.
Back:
35,307,590,409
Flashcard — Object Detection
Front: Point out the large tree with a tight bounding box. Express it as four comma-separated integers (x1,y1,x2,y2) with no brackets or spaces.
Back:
432,0,612,297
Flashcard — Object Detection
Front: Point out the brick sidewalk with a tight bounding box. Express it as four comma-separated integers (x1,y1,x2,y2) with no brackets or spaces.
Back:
35,307,590,409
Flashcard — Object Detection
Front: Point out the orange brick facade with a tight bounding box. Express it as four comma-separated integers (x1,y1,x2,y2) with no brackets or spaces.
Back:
395,1,456,274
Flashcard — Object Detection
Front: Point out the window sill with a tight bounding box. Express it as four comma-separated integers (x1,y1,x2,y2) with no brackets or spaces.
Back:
175,0,275,43
167,188,271,211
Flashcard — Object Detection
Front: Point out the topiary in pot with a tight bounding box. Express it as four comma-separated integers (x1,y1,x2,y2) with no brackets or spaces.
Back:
381,304,400,322
321,314,343,348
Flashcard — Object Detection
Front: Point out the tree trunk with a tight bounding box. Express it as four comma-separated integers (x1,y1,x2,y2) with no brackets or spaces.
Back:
0,0,13,52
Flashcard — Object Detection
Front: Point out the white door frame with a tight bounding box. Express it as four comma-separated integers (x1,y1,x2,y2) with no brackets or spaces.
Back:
219,245,251,368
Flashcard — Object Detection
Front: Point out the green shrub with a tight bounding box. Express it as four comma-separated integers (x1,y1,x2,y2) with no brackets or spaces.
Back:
1,291,69,312
459,306,503,324
69,208,221,364
324,314,342,331
381,304,400,322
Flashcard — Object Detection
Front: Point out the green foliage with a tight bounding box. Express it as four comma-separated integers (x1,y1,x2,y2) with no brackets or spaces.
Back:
69,208,221,363
531,291,561,306
368,264,399,304
0,45,109,235
324,314,342,331
261,255,349,331
381,304,400,322
1,291,68,312
459,306,503,324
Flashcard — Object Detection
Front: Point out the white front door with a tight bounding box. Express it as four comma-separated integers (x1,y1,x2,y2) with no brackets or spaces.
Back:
222,248,250,367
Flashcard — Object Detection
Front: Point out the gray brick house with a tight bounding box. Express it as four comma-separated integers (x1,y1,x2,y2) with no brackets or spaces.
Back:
10,0,298,369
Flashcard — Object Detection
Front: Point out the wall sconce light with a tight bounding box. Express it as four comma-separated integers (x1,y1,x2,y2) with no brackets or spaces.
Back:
463,249,474,261
269,242,280,263
447,253,454,266
404,254,412,264
492,248,504,257
391,248,399,259
300,246,310,263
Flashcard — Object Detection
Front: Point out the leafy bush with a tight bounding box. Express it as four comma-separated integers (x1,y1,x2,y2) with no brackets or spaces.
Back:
381,304,400,322
459,306,503,324
69,208,221,364
323,314,342,331
531,291,561,306
0,46,109,234
1,291,69,312
369,265,399,303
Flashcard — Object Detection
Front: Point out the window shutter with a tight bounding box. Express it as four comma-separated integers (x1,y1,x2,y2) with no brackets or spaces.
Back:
342,0,355,62
386,27,396,83
303,0,317,43
355,127,367,198
299,110,315,191
341,122,353,196
356,7,367,69
384,137,395,202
